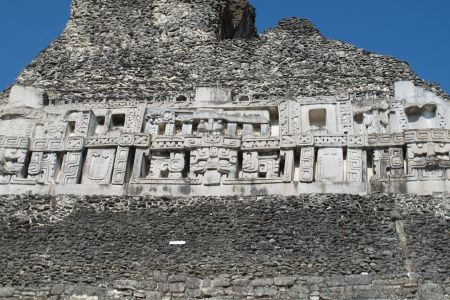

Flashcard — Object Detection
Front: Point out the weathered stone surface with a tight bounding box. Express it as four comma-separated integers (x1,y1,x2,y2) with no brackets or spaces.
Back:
0,1,449,299
0,193,448,291
2,0,447,104
274,276,296,286
0,81,450,196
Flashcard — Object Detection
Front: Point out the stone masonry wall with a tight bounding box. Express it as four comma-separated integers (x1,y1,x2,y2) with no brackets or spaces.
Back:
2,0,447,104
0,193,448,299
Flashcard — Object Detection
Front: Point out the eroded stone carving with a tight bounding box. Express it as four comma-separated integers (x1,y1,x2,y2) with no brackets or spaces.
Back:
28,152,58,184
316,148,344,182
190,147,238,185
82,149,116,184
0,148,28,183
1,81,450,195
406,142,450,181
346,149,366,183
299,147,315,183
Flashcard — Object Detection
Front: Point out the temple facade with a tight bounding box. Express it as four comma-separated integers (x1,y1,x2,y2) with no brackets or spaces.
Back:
1,81,449,195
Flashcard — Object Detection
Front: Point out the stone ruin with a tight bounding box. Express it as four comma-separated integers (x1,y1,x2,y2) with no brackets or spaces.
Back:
0,0,448,299
1,80,450,196
0,1,449,198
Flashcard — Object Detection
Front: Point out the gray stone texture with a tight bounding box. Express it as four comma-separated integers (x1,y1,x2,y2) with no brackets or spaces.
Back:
0,194,448,297
2,0,447,104
0,1,449,299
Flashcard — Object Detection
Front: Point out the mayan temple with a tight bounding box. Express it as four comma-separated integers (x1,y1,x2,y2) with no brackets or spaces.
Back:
0,0,448,299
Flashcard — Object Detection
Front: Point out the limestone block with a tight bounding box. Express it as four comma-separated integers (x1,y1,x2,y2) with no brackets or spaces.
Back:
194,87,232,107
0,148,28,177
316,148,344,182
243,124,253,136
395,81,450,130
8,85,47,109
227,123,237,136
300,104,337,134
346,149,366,182
299,147,315,182
82,149,116,184
181,124,192,135
394,81,416,101
261,124,271,137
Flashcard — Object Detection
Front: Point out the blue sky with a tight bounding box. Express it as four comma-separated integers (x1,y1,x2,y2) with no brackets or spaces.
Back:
0,0,449,93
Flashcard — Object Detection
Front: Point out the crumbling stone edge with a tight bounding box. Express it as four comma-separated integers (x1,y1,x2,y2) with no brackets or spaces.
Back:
0,273,448,299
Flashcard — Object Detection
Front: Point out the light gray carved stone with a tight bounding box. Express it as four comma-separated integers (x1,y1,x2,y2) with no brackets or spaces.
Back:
194,88,232,107
0,148,28,183
190,147,238,185
82,149,116,184
316,148,344,182
28,152,58,184
60,152,84,184
299,147,315,183
406,142,450,181
0,81,449,195
8,85,46,109
346,149,366,183
112,147,130,185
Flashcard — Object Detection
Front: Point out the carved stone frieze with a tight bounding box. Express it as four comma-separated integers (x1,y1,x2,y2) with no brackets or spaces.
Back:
406,142,450,181
185,136,241,149
241,138,280,150
316,148,344,182
346,149,366,182
82,149,116,184
85,133,150,148
190,147,238,186
0,136,29,149
299,147,315,183
60,152,83,184
152,137,185,150
0,148,28,184
314,135,347,147
32,138,65,152
372,148,405,182
1,81,450,194
366,133,405,147
337,100,354,134
111,147,130,185
28,152,58,184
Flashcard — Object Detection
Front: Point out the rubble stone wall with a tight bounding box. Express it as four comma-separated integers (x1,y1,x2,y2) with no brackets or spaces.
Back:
5,0,447,104
0,193,448,299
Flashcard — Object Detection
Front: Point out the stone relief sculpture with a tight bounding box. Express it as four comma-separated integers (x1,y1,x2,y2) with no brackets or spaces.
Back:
0,82,450,194
0,148,28,183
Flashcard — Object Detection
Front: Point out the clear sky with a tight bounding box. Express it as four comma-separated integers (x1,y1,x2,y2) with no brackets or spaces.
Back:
0,0,449,93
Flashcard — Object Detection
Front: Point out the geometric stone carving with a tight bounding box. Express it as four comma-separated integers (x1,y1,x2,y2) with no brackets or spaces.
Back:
347,149,366,182
60,152,84,184
241,151,280,179
241,152,259,179
146,151,185,179
372,148,405,181
0,148,28,184
406,142,450,181
0,136,29,149
111,146,130,185
299,147,315,182
28,152,58,184
337,100,354,134
1,81,450,195
390,100,408,133
316,148,344,182
82,149,116,184
190,147,238,185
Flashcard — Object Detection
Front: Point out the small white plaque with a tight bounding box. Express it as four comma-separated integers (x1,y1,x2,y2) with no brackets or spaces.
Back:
169,241,186,245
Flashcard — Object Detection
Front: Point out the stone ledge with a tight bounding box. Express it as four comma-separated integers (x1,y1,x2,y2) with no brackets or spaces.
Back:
0,276,447,300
